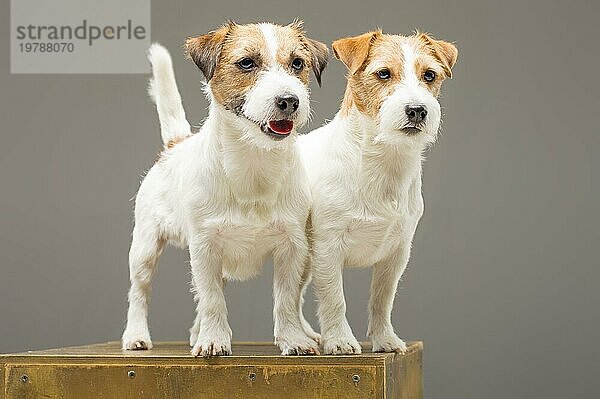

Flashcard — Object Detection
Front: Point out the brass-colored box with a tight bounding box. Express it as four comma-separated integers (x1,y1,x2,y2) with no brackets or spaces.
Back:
1,341,423,398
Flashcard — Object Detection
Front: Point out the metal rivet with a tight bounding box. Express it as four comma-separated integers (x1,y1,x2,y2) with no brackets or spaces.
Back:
20,374,29,383
128,370,136,379
248,372,257,382
352,374,360,385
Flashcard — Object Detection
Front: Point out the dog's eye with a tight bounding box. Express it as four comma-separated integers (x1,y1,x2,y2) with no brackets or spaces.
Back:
237,58,256,71
291,58,304,72
423,69,436,83
376,69,391,80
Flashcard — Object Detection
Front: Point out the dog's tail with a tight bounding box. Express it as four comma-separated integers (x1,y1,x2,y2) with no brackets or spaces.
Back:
147,43,191,145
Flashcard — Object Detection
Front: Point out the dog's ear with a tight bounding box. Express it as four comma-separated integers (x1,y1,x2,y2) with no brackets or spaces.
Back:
332,31,380,75
419,32,458,79
306,38,329,87
185,21,235,81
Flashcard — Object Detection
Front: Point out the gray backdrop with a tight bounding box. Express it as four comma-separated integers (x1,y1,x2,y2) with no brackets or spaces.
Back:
1,0,598,398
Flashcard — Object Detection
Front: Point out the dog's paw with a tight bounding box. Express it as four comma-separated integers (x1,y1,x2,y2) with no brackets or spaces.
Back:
323,334,362,355
191,335,231,358
371,333,407,353
277,333,320,355
122,328,153,350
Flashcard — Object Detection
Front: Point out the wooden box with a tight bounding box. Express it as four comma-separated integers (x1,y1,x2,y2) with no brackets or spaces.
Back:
1,341,423,398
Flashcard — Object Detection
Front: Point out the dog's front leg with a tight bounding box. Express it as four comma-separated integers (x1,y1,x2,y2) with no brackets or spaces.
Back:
272,232,320,355
367,244,411,353
122,222,164,350
189,235,232,357
313,237,362,355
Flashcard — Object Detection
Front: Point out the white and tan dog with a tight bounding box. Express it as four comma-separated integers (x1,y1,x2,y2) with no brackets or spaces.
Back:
300,31,457,354
122,21,328,357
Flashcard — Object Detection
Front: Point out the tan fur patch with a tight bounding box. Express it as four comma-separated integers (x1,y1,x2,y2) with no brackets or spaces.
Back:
274,24,313,86
338,33,404,117
209,24,266,112
156,135,190,162
418,33,458,78
166,135,189,149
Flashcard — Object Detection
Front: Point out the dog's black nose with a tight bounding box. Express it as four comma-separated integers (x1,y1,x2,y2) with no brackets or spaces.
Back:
405,105,427,124
275,94,299,115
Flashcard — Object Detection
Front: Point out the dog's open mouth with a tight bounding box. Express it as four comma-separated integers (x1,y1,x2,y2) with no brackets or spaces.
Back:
262,120,294,140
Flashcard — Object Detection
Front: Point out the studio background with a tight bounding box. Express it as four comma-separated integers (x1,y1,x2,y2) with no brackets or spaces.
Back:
1,0,598,398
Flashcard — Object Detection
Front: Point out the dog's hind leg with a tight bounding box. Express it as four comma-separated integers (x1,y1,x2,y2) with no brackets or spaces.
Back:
122,220,164,350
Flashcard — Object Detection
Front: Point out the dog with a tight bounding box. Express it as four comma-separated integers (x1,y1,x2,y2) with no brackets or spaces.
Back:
300,30,457,354
122,20,328,357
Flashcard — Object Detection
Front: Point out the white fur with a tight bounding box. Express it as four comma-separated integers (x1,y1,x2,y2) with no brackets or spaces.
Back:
122,40,319,357
300,43,441,354
259,23,278,60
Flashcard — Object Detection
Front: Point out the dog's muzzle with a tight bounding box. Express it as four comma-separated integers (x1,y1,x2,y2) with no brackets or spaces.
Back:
259,94,300,140
231,93,301,141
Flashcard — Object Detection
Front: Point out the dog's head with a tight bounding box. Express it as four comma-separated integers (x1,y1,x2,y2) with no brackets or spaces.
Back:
186,21,328,148
333,31,457,146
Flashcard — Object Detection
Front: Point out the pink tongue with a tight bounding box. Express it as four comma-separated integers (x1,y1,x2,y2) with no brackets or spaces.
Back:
268,120,293,134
